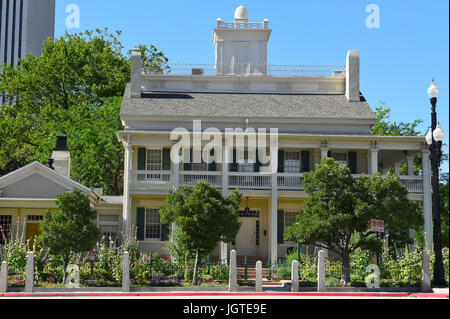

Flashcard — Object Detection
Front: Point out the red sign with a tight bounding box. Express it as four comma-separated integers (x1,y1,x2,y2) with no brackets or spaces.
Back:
371,219,384,233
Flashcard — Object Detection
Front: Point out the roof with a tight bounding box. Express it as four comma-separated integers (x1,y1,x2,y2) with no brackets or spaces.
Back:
120,84,376,121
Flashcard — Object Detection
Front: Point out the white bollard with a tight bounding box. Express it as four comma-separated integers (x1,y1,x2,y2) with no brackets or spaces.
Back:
25,252,34,293
421,250,431,292
255,261,263,292
0,261,8,293
122,251,130,292
317,250,326,292
228,250,237,292
291,260,299,292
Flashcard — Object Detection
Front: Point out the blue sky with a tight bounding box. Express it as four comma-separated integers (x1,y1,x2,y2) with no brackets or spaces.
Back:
55,0,449,171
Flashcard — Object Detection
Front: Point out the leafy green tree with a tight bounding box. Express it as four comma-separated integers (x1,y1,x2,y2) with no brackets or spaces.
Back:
0,29,168,195
38,189,101,283
160,181,242,285
128,44,169,74
285,158,422,284
168,227,197,280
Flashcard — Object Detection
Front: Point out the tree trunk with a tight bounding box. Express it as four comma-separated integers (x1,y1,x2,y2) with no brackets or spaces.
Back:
341,252,351,285
192,248,200,286
184,252,189,280
63,259,69,285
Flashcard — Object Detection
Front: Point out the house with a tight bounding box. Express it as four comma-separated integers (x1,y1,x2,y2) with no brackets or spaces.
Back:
117,6,432,264
0,136,123,247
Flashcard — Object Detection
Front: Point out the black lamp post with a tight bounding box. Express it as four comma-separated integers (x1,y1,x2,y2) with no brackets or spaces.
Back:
425,80,446,286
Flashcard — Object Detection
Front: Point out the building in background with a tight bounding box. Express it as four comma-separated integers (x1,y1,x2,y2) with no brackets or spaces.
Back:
0,0,55,68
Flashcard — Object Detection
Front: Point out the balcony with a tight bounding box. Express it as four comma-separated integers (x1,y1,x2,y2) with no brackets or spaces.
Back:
130,171,423,195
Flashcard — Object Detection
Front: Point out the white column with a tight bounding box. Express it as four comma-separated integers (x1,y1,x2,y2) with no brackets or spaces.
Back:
0,261,8,293
422,149,433,251
317,250,326,292
122,251,130,292
173,154,180,188
394,162,401,175
313,150,321,167
255,261,263,292
220,144,229,265
122,143,133,235
25,252,34,293
370,148,379,174
228,250,237,292
320,147,329,160
270,173,278,265
291,260,299,292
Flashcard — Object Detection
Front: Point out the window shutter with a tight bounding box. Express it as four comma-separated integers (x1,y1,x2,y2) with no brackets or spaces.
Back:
301,151,310,173
348,152,357,174
208,149,217,172
183,149,192,171
327,151,332,158
136,207,145,241
277,210,285,244
162,148,171,171
277,150,285,173
137,148,146,181
230,149,238,172
161,223,170,241
254,150,261,172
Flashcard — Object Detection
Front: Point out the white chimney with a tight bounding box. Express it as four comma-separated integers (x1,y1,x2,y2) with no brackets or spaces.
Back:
51,135,71,177
345,50,360,102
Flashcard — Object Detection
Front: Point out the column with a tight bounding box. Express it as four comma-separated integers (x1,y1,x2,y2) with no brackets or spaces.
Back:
422,149,433,250
394,162,401,175
313,150,321,167
173,153,180,188
220,144,229,265
406,155,415,176
370,148,379,174
320,147,329,160
122,142,133,235
270,173,278,265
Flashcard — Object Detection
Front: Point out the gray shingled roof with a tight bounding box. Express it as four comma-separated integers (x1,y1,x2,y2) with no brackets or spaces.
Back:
120,84,376,120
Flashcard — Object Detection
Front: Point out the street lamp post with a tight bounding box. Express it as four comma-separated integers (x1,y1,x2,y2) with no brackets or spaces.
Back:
425,80,446,286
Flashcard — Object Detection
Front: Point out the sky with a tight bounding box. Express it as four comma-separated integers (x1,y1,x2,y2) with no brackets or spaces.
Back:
54,0,449,171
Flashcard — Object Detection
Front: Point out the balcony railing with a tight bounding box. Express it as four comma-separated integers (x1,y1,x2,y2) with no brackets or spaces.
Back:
130,171,424,194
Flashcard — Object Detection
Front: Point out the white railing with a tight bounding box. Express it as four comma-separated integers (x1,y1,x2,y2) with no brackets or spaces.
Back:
277,173,304,190
399,176,424,193
218,21,266,29
180,171,222,188
228,172,272,189
130,170,172,186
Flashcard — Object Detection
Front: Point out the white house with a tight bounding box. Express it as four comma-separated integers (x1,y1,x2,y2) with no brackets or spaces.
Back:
116,6,432,265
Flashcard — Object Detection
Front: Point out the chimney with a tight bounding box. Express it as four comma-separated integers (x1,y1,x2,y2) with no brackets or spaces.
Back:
130,48,142,98
51,135,71,177
345,50,360,102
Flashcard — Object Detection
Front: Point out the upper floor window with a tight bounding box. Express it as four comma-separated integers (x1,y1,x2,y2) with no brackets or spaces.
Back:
284,151,301,173
331,152,348,165
147,149,162,171
238,150,255,173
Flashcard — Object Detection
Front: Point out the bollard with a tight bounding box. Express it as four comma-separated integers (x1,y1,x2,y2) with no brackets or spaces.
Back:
291,260,299,292
317,250,326,292
267,259,271,281
421,249,431,292
228,250,237,292
25,252,34,293
255,261,263,292
122,251,130,292
0,261,8,293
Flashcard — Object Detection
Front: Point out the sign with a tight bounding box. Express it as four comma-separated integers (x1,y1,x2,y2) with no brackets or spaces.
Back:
371,219,384,233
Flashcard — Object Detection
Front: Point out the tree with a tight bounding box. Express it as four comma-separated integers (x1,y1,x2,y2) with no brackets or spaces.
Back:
128,44,170,74
168,227,197,280
160,181,242,285
0,29,168,195
38,189,101,283
284,158,422,284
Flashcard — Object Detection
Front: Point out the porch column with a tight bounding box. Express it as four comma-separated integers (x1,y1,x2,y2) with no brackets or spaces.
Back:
270,173,278,265
394,161,401,175
220,144,229,265
320,147,329,160
122,142,133,236
173,153,180,188
407,155,415,176
370,148,379,174
313,150,321,167
422,149,433,250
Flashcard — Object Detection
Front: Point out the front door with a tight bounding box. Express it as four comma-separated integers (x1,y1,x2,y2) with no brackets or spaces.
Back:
235,218,256,256
26,223,40,249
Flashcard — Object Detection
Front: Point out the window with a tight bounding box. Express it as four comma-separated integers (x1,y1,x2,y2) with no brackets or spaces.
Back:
284,152,301,173
0,215,12,245
27,215,43,221
146,149,163,180
145,209,161,240
285,212,300,228
238,150,255,172
98,215,119,244
331,152,348,165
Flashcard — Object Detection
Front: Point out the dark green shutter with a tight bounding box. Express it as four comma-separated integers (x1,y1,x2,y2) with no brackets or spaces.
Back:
230,149,238,172
277,210,285,244
136,207,145,241
137,148,147,181
327,151,332,158
208,149,217,171
277,150,285,173
161,223,170,241
254,150,262,172
162,148,171,171
183,149,192,171
348,152,357,174
301,151,310,173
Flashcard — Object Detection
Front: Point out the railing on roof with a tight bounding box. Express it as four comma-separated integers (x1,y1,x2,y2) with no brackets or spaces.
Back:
217,21,267,29
144,62,346,77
